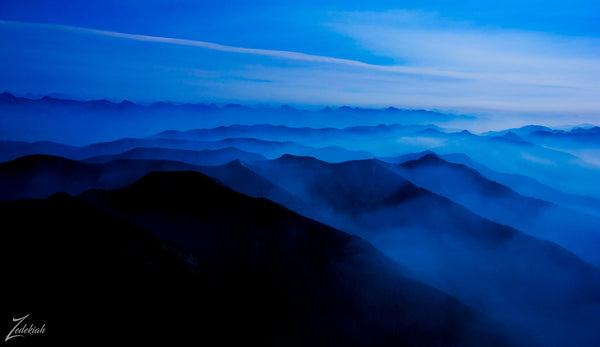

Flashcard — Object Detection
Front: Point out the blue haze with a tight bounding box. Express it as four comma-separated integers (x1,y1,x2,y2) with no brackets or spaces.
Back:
2,2,600,345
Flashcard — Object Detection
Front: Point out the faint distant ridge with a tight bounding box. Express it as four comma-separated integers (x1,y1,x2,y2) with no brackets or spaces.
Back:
148,123,441,142
0,92,477,144
531,126,600,137
0,92,473,119
483,125,553,137
525,126,600,145
490,131,533,146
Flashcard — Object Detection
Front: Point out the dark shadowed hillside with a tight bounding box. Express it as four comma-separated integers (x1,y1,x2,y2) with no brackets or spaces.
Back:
0,154,104,201
0,171,513,345
0,154,198,201
0,139,78,162
0,155,302,210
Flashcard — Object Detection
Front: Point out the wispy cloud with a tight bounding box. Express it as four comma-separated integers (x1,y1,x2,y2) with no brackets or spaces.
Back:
0,19,547,83
327,10,600,89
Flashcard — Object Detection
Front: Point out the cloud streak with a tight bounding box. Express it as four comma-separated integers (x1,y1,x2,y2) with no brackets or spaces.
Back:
328,11,600,89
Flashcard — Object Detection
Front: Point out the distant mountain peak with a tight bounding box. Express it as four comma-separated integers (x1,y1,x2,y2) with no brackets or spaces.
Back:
491,132,532,145
46,191,76,202
422,128,442,134
224,103,247,109
279,104,296,111
501,131,522,141
222,159,245,168
2,153,82,168
118,100,136,107
277,153,322,163
571,126,600,135
401,153,445,167
520,125,552,132
0,92,18,101
122,170,220,193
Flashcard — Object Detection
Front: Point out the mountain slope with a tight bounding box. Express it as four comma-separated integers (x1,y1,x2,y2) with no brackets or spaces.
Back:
0,193,211,345
383,153,600,266
0,139,78,162
68,170,510,345
0,154,104,201
247,155,600,346
442,152,600,217
0,154,200,201
0,154,300,206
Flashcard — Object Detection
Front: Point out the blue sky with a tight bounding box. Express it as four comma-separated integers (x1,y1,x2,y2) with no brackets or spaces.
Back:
1,0,599,120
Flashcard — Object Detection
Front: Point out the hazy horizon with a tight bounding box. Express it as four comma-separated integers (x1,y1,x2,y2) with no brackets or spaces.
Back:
1,0,599,128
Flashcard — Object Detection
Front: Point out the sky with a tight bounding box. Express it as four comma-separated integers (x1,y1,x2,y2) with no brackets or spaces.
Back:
1,0,599,122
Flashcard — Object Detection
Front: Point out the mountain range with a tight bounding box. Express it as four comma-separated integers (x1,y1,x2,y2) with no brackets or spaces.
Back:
3,94,600,345
3,153,600,345
0,92,466,144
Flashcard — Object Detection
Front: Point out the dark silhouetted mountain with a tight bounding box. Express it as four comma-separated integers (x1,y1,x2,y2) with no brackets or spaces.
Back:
67,171,510,346
0,155,104,201
382,153,600,266
0,154,216,201
0,154,300,206
246,154,600,346
84,147,266,166
0,192,206,344
0,140,78,162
